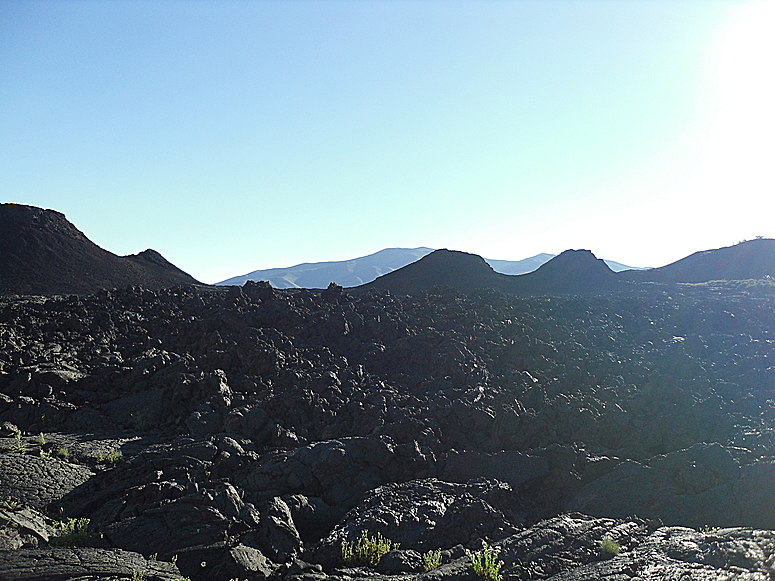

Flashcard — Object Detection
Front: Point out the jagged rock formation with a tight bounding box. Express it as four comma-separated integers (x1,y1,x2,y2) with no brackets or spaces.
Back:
1,277,775,579
0,204,201,295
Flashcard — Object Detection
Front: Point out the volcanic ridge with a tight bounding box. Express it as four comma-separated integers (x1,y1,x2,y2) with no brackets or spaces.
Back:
0,203,201,296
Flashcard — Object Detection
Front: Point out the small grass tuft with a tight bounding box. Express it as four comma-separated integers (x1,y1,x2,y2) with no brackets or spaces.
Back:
98,449,123,464
468,542,503,581
50,517,91,547
422,548,442,571
599,535,621,559
9,431,27,454
341,529,400,567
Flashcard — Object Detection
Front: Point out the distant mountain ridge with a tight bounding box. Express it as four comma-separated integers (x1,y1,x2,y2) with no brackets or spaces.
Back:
0,203,201,295
218,249,643,288
5,203,772,298
357,239,775,296
218,247,434,288
356,248,621,296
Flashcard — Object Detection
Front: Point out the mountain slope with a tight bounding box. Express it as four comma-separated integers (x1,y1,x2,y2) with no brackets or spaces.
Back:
623,238,775,284
507,249,620,294
0,203,201,295
356,240,775,297
357,249,509,295
355,248,620,296
217,247,434,288
220,249,643,289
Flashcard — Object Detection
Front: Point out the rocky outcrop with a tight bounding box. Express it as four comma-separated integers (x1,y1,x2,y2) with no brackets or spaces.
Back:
1,279,775,579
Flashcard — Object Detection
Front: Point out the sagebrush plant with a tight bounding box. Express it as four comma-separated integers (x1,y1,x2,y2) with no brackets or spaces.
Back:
467,542,503,581
422,548,442,571
98,449,123,464
341,529,399,567
50,517,91,547
599,535,621,558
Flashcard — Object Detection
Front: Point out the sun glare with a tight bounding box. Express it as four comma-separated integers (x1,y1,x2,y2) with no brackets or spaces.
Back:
639,0,775,253
704,1,775,199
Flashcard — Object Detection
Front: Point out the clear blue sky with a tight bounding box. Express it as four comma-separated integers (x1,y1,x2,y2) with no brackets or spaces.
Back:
2,1,773,283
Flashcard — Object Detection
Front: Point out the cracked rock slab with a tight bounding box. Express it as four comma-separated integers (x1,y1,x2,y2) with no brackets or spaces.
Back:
0,547,183,581
0,455,93,509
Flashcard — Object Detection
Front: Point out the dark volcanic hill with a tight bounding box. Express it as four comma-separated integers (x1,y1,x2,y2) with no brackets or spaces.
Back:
0,203,201,295
508,248,620,294
217,249,643,289
355,248,620,295
622,238,775,284
356,249,510,294
357,241,775,296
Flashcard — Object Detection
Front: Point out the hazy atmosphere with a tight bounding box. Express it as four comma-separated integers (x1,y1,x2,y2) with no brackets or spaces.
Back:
1,0,773,284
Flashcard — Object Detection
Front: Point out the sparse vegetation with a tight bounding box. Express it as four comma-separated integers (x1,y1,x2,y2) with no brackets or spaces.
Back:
599,535,621,558
422,548,443,571
468,542,503,581
50,517,92,547
56,446,70,459
98,449,123,464
8,431,27,454
341,529,399,567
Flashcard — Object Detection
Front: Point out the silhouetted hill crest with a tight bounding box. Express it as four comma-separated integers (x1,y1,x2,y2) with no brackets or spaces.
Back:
355,248,619,295
0,203,201,295
358,249,505,295
624,238,775,284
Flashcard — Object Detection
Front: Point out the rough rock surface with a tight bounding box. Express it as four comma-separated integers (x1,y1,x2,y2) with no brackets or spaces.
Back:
0,455,93,510
1,279,775,579
0,547,183,580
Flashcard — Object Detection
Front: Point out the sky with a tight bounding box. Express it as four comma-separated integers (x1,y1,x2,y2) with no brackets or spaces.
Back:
1,0,773,284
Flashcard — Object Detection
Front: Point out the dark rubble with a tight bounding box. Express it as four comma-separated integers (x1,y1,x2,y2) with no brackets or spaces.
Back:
1,280,775,579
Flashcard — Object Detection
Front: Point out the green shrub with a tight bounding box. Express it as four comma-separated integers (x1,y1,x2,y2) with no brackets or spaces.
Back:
9,431,27,454
98,449,123,464
422,548,442,571
50,517,91,547
599,535,621,558
341,529,399,567
468,542,503,581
